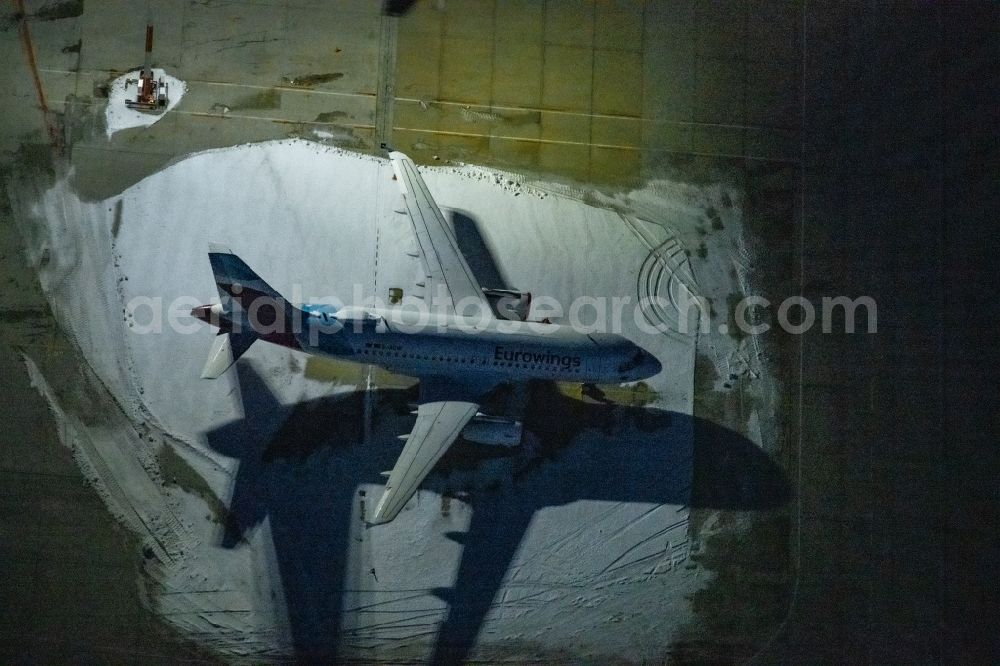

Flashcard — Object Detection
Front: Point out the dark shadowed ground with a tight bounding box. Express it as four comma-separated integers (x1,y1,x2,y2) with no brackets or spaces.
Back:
206,363,788,663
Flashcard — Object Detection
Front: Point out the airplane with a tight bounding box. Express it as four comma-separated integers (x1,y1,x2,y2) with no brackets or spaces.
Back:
191,151,662,524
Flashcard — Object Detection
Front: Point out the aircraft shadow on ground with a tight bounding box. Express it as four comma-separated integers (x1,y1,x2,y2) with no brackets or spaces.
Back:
205,363,789,663
448,209,511,292
205,211,789,663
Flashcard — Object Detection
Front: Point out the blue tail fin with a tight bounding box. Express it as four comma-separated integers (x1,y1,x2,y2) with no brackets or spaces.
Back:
198,244,301,378
208,242,285,307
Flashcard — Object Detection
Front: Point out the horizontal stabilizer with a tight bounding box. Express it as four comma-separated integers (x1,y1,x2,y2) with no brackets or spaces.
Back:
200,330,257,379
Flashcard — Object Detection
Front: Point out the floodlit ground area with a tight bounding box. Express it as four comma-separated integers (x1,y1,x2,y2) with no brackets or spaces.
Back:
6,1,994,664
0,1,794,663
11,133,783,661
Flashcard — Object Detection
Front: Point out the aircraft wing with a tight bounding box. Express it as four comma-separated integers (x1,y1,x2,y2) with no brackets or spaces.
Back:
371,400,479,524
388,152,492,316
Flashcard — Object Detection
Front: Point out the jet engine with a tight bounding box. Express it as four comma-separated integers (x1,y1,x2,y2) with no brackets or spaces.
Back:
462,414,523,447
483,287,532,321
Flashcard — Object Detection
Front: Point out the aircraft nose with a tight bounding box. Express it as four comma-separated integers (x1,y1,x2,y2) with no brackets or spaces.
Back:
621,348,661,380
642,352,662,377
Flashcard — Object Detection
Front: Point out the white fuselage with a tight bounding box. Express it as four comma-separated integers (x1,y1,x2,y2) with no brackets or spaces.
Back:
296,305,660,385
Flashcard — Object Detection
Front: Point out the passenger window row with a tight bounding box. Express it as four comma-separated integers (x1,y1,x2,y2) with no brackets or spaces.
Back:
359,347,582,373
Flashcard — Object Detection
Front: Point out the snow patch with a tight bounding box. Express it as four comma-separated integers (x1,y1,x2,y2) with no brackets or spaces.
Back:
18,140,718,660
